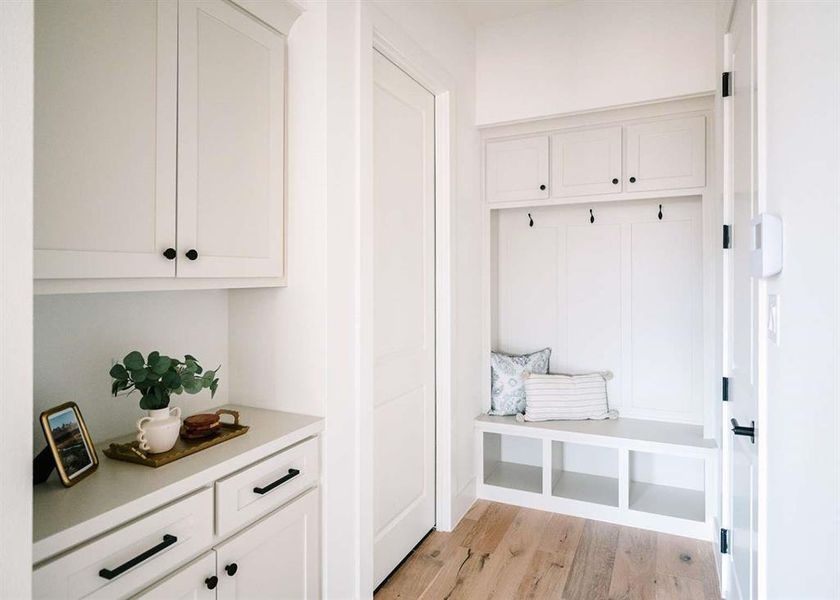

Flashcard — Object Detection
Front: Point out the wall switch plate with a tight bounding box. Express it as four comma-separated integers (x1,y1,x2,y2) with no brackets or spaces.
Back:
768,294,780,345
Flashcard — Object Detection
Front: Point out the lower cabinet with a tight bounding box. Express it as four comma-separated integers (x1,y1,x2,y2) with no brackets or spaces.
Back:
135,489,320,600
135,553,217,600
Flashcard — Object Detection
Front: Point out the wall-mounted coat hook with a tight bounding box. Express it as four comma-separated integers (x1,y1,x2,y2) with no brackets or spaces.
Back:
658,204,663,220
528,213,534,227
590,209,595,224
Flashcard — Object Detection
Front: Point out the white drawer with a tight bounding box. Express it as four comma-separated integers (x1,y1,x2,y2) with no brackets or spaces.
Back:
215,436,319,537
33,488,214,600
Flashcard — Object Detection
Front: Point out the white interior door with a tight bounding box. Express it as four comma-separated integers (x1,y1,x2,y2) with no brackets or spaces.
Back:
177,0,285,279
34,0,177,279
725,1,759,598
372,50,436,588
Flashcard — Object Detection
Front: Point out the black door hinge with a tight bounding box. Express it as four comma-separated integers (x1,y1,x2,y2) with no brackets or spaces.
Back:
723,224,732,249
722,72,732,98
722,377,730,402
721,528,730,554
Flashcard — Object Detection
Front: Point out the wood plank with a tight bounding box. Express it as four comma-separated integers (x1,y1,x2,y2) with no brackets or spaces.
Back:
464,507,552,600
463,499,491,522
654,574,708,600
562,520,620,600
376,517,477,599
655,533,719,600
514,513,585,599
607,527,657,600
460,501,519,554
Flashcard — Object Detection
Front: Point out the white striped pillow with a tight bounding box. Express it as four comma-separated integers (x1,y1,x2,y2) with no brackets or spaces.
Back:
518,372,617,422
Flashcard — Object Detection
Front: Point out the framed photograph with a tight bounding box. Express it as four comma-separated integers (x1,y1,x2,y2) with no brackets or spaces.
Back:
40,402,98,487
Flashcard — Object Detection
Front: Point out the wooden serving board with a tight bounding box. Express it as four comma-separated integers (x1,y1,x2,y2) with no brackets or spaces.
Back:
103,409,249,468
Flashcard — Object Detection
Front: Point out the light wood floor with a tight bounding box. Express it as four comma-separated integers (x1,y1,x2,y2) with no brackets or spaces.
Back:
375,501,720,600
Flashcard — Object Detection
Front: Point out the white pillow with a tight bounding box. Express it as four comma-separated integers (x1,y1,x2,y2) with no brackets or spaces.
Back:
518,372,617,422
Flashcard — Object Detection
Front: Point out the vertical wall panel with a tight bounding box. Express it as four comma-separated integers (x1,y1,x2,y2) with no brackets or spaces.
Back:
630,220,698,417
565,224,622,407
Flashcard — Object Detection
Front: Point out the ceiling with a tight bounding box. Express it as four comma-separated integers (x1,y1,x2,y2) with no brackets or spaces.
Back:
452,0,573,27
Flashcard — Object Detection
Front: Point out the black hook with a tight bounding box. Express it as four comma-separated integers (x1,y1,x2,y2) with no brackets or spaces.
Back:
528,213,534,227
590,209,595,224
658,204,663,220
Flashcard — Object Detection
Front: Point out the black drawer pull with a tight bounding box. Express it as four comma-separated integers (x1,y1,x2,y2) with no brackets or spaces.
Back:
253,468,300,495
98,534,177,580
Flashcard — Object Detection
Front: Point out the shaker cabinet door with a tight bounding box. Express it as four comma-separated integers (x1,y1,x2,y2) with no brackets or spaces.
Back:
551,126,622,197
485,136,550,204
134,552,217,600
624,116,706,192
215,489,320,600
177,0,286,279
34,0,178,279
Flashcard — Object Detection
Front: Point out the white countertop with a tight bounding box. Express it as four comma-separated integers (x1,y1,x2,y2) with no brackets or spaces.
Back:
33,404,323,564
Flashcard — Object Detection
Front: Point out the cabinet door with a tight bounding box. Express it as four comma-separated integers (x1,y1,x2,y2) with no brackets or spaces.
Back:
34,0,177,279
178,0,286,279
624,116,706,192
551,126,622,197
485,136,550,204
216,489,320,600
134,553,217,600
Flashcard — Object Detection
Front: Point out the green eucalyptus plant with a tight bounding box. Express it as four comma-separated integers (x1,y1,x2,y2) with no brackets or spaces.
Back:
109,351,220,410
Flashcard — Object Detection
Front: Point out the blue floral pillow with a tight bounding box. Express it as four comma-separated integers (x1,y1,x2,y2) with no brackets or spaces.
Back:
489,348,551,415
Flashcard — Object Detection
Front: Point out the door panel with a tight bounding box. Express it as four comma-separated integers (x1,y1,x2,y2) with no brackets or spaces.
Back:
178,0,285,278
215,489,320,600
625,116,706,192
134,552,216,600
726,1,759,598
373,51,436,587
486,136,550,204
34,0,177,278
551,126,622,197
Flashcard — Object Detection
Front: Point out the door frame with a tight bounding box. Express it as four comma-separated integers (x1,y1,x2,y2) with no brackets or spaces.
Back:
359,3,456,593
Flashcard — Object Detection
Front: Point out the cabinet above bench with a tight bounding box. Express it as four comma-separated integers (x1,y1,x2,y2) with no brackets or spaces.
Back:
485,114,706,207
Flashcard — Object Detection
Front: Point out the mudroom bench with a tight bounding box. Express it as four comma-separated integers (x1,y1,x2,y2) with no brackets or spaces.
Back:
475,415,718,540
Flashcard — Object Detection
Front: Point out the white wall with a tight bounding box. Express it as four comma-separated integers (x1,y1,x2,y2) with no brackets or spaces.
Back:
34,291,230,445
759,2,840,597
476,0,716,125
0,1,33,597
229,0,327,419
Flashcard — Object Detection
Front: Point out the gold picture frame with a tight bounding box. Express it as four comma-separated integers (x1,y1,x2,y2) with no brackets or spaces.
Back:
40,402,98,487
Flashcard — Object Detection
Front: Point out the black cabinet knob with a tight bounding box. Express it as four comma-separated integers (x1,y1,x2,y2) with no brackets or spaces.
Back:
629,176,637,183
163,248,176,260
205,576,218,590
185,249,199,261
539,184,546,191
611,178,619,185
225,563,238,577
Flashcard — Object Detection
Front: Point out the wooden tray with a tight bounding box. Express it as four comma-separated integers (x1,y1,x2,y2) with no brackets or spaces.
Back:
103,409,249,468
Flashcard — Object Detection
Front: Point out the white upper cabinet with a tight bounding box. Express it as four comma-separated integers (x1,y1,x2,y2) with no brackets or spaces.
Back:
624,116,706,192
34,0,294,286
551,126,622,197
177,0,286,279
34,0,178,279
486,136,550,204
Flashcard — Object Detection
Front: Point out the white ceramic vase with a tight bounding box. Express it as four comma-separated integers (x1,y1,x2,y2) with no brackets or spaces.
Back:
136,406,182,454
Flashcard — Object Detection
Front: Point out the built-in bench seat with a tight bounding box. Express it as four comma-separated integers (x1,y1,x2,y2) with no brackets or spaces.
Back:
474,414,719,540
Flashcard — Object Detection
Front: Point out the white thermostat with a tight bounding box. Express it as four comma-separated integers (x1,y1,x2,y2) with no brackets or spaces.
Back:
751,213,783,278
